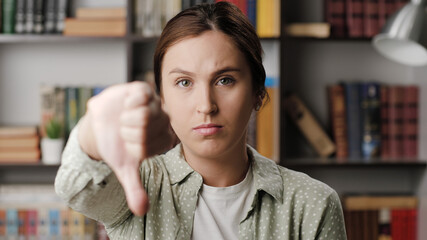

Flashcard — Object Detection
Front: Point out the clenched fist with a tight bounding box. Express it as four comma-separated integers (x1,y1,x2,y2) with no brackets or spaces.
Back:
78,81,175,216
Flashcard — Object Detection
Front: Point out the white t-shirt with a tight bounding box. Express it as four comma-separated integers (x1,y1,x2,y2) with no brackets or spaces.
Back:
192,167,256,240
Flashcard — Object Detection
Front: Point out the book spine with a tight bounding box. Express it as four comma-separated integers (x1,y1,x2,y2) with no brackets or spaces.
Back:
6,209,18,237
285,94,336,157
380,86,390,159
0,0,2,33
327,0,346,37
77,87,92,120
55,0,67,33
37,208,49,239
33,0,43,34
360,82,381,159
256,77,277,160
0,209,5,238
25,210,37,237
14,0,24,33
343,82,362,160
347,0,364,37
385,0,396,18
2,0,16,34
24,0,33,33
60,208,69,237
65,87,79,139
247,0,256,27
402,86,418,159
388,86,404,159
378,0,386,31
43,0,55,33
49,209,60,237
17,210,26,238
364,0,379,37
328,84,348,159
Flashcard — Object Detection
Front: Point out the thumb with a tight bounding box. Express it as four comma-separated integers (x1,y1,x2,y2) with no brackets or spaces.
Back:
115,162,150,216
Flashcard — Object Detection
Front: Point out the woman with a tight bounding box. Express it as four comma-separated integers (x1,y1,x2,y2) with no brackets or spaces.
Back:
55,2,347,240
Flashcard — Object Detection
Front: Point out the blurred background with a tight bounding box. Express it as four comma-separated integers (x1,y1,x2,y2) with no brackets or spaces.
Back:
0,0,426,239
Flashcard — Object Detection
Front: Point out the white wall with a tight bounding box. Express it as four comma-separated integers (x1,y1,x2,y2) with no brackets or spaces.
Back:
0,41,126,126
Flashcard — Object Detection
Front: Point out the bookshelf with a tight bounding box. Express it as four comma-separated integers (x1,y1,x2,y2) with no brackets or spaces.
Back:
281,0,427,239
1,0,426,238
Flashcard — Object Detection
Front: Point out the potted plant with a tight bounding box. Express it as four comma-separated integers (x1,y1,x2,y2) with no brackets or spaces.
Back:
41,118,64,165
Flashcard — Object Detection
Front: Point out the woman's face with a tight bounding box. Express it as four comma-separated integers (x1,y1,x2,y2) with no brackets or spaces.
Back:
161,30,256,159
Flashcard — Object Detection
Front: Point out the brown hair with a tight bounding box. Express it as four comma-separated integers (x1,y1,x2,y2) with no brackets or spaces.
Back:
153,2,267,104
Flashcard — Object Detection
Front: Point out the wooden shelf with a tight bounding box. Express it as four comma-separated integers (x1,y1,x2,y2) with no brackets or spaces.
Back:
281,158,427,169
0,163,60,184
284,36,372,42
0,34,126,43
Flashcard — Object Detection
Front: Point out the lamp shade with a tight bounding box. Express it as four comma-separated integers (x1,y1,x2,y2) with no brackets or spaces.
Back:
372,0,427,66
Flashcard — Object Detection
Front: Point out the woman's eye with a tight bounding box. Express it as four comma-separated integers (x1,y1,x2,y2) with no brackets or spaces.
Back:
177,79,191,87
217,77,234,85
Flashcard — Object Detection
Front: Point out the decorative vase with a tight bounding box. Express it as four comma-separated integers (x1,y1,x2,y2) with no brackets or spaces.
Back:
41,138,64,165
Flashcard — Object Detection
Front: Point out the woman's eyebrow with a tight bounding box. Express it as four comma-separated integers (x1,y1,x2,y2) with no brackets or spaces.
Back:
168,67,241,76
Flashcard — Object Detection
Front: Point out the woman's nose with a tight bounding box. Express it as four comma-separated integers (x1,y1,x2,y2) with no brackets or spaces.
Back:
196,86,218,115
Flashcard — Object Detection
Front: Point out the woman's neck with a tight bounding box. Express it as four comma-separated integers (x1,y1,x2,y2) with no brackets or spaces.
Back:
182,141,250,187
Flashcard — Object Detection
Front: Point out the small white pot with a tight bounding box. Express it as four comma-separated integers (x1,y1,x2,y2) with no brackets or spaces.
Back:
41,138,64,165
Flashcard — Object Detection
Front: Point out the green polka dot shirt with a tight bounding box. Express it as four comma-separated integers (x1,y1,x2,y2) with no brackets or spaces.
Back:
55,125,347,240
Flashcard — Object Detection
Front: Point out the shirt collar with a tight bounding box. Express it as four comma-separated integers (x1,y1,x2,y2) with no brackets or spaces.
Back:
247,145,284,203
162,144,284,203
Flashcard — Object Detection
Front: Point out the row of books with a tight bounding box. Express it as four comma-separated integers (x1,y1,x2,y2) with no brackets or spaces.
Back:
1,0,67,34
40,85,106,140
343,195,418,240
326,0,409,38
134,0,280,38
328,82,419,160
0,184,109,239
64,7,126,37
0,126,39,163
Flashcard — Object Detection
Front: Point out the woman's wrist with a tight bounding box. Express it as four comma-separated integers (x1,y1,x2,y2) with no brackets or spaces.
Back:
78,114,103,161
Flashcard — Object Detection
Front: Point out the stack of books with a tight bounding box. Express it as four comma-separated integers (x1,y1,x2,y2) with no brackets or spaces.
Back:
64,7,126,37
0,126,40,163
343,195,418,240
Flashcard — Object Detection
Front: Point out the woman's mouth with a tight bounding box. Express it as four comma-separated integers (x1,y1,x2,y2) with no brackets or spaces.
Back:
193,124,223,136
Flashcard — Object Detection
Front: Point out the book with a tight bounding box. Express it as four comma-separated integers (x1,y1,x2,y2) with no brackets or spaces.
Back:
78,87,92,119
24,0,34,33
285,23,331,38
33,0,43,33
14,0,24,33
247,0,256,27
43,0,55,33
360,82,381,159
65,87,79,139
76,7,126,19
388,85,404,159
256,77,279,162
328,84,348,159
0,149,40,163
6,209,18,237
364,0,380,37
55,0,68,33
0,209,5,238
0,135,39,148
380,86,390,158
0,126,37,138
342,82,362,159
346,0,364,37
344,195,418,210
326,0,346,37
402,85,418,159
284,94,336,157
63,18,126,37
2,0,16,34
